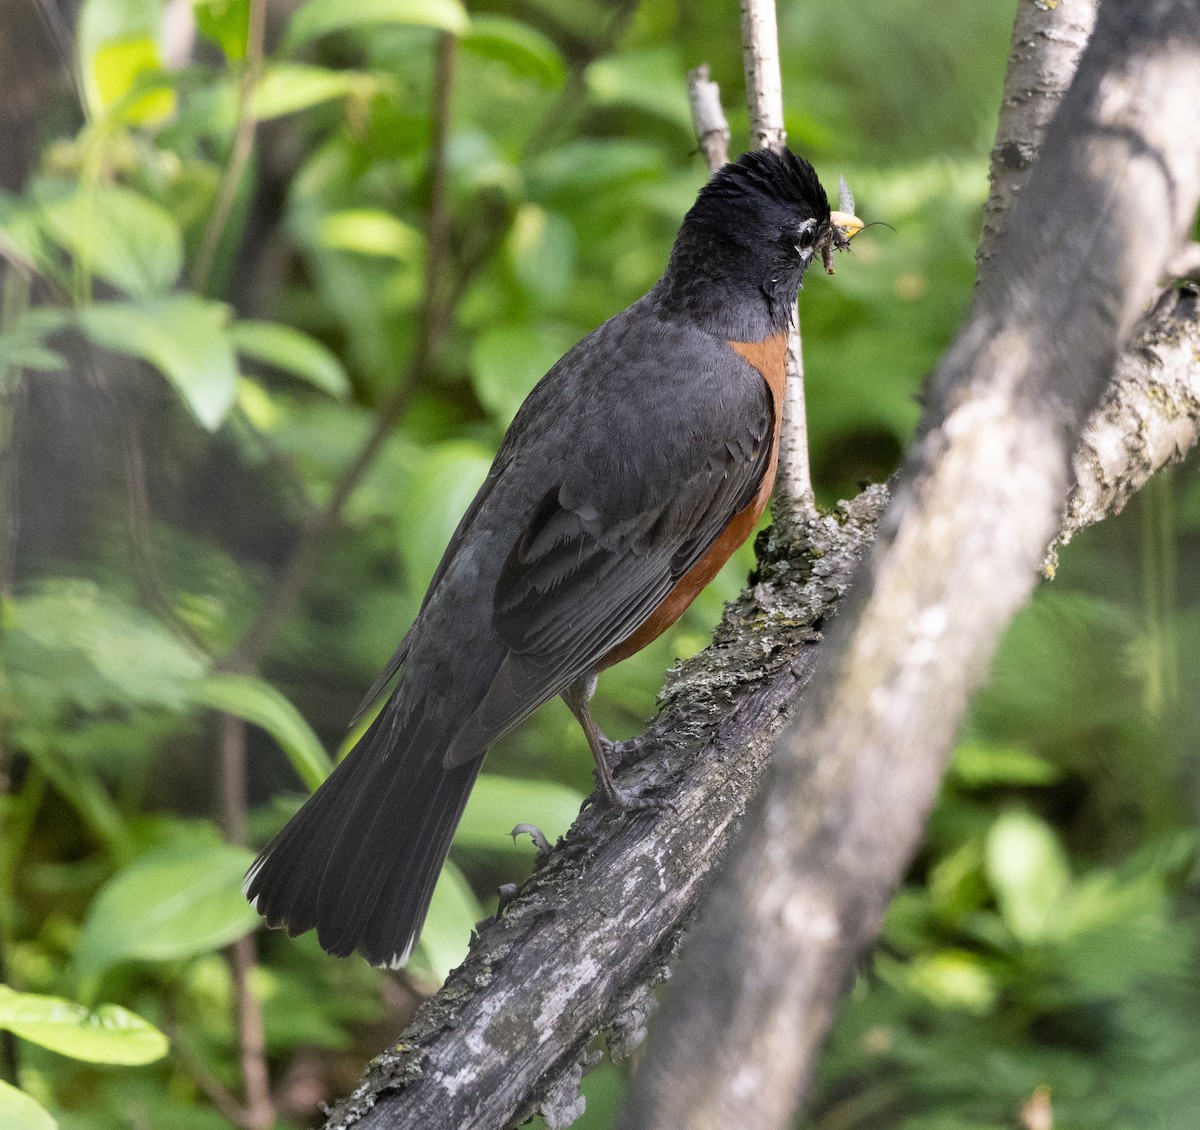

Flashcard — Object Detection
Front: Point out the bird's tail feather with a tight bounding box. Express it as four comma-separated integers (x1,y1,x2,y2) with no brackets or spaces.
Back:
245,702,481,968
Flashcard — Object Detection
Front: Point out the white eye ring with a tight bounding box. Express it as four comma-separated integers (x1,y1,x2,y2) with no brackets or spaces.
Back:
795,219,817,252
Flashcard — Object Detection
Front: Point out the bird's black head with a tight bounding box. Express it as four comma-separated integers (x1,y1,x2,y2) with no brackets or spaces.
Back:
653,148,858,339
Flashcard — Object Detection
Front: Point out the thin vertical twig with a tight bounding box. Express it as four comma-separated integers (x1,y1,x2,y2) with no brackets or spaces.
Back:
191,0,268,294
220,712,273,1130
687,65,730,171
738,0,814,515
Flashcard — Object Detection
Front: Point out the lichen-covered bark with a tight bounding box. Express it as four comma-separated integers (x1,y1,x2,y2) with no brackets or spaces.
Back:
1059,283,1200,549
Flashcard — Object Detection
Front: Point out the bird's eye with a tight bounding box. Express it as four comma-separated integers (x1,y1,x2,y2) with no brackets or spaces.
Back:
796,223,816,251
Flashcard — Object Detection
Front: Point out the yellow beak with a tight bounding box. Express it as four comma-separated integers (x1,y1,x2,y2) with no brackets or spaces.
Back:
830,210,865,240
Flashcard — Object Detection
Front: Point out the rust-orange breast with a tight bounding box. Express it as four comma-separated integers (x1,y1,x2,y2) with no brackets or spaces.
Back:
599,332,787,668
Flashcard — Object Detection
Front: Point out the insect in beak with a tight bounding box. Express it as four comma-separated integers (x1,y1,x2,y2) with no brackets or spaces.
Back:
822,175,865,273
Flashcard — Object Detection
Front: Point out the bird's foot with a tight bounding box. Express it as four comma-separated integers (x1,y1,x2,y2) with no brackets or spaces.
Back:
590,771,676,815
602,732,653,773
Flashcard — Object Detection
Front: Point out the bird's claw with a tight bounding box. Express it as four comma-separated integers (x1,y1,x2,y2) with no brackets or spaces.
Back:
511,822,552,856
591,774,675,815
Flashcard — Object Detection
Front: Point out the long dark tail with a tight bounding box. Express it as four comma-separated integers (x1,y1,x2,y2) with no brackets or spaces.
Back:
244,701,481,968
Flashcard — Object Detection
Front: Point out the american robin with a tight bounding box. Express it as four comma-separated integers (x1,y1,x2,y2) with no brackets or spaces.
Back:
245,148,863,967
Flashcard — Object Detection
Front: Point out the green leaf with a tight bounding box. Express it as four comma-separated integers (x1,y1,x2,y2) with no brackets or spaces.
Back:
507,206,576,305
284,0,469,50
194,0,250,60
39,184,183,297
409,859,482,985
77,0,175,123
252,64,364,120
75,843,260,977
0,309,69,374
318,209,424,261
985,809,1072,944
0,985,168,1066
585,48,693,134
951,741,1060,788
462,16,565,88
903,950,998,1015
4,580,207,714
230,320,350,398
78,297,237,429
192,673,333,792
0,1079,57,1130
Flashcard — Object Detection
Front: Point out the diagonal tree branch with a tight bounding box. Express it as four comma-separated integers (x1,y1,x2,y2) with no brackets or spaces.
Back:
319,4,1200,1128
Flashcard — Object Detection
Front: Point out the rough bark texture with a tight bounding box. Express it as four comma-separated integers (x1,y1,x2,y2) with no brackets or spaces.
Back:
621,2,1200,1127
1058,282,1200,549
977,0,1099,273
319,2,1200,1128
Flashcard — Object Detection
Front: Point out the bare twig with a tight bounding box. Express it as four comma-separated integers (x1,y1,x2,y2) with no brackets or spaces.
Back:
686,66,730,172
219,713,273,1129
739,0,786,152
191,0,268,294
229,933,272,1130
739,0,813,515
1058,283,1200,550
166,1017,251,1126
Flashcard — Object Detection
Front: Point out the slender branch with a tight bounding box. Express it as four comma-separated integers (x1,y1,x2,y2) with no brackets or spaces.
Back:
739,0,786,152
686,66,730,172
166,1017,252,1127
190,0,268,294
1057,282,1200,551
739,0,814,515
229,933,273,1130
220,713,273,1129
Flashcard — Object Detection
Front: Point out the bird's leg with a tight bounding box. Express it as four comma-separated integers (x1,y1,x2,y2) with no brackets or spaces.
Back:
562,676,661,812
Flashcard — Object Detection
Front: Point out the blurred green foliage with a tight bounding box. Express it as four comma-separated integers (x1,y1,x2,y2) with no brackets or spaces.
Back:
1,0,1197,1127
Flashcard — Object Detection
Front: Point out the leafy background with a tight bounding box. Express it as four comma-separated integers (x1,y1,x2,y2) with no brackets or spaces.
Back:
1,0,1198,1127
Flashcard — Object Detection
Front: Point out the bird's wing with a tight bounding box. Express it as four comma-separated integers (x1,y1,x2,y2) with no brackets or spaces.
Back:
443,359,773,766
